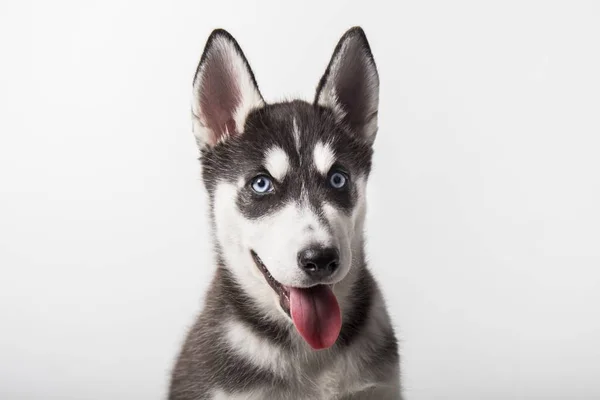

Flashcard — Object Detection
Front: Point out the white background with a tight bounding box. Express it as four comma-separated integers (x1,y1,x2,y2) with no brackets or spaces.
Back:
1,1,599,399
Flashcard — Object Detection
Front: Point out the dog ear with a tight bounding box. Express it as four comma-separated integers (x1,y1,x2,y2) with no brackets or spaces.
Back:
192,29,264,149
315,27,379,145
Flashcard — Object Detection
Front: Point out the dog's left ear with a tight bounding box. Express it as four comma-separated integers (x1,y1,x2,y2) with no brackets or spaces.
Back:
315,27,379,145
192,29,265,149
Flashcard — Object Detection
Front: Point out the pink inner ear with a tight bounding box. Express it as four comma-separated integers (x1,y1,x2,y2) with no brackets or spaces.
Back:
199,51,241,145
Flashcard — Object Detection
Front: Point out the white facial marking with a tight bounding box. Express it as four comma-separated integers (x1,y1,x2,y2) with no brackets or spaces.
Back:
292,117,301,151
237,175,248,189
264,146,290,181
248,201,332,287
313,141,336,175
350,175,368,238
322,174,367,283
213,182,335,319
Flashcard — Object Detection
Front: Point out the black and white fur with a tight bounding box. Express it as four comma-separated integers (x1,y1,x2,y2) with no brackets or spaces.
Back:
169,27,401,400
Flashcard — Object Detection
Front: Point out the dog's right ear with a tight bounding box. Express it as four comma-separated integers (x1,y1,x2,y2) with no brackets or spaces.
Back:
192,29,264,149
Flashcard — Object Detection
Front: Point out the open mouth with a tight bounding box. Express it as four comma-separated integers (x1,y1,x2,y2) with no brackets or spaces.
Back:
250,250,342,350
251,250,291,315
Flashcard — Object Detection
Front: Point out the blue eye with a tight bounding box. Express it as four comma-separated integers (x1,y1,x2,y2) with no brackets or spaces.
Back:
329,171,348,189
251,175,274,194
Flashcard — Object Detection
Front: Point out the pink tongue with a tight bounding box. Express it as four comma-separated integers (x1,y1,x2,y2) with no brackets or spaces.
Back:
289,285,341,350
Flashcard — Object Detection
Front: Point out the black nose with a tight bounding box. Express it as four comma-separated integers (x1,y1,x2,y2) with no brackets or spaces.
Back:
298,246,340,279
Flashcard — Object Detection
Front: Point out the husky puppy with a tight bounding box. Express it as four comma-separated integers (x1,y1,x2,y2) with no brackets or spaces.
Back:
169,27,401,400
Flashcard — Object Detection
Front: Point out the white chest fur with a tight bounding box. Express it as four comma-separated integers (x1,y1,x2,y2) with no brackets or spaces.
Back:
219,319,380,400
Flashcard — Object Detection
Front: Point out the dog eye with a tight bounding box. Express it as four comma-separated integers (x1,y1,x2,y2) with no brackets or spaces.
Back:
328,171,348,189
251,175,274,194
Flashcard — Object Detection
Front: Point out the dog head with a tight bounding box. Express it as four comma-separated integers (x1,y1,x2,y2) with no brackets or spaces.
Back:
192,28,379,328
